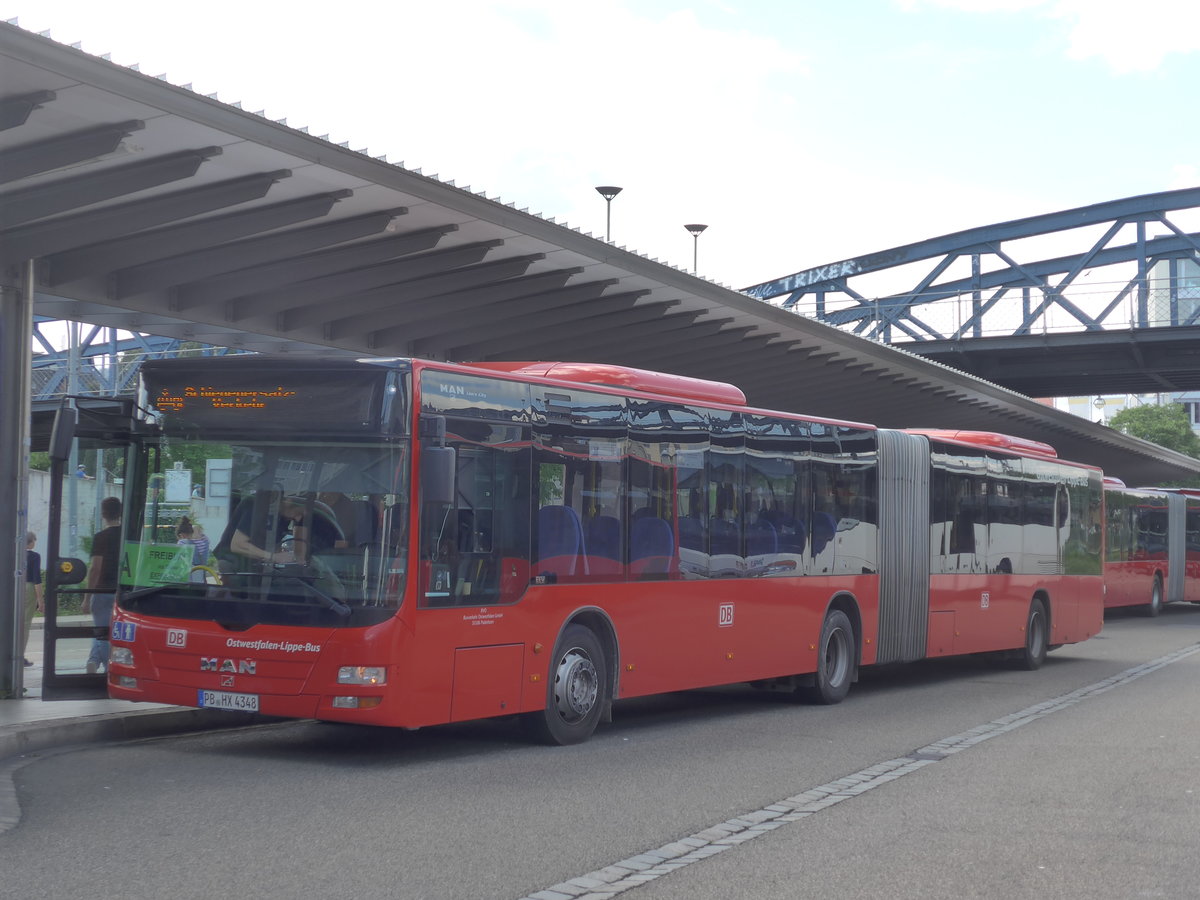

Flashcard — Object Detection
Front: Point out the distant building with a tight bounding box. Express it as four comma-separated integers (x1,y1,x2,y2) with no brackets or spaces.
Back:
1148,257,1200,327
1059,392,1200,436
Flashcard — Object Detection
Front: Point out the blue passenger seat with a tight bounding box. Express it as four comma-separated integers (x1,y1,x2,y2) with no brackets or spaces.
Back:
538,505,588,577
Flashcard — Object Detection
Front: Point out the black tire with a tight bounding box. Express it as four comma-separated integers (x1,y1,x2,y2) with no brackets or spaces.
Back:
522,624,607,745
798,609,855,704
1142,575,1164,618
1014,597,1049,670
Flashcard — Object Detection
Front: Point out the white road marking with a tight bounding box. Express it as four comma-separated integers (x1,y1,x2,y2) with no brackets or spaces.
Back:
518,642,1200,900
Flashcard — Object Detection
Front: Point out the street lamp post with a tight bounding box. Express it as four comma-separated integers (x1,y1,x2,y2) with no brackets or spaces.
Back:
595,186,622,241
684,223,708,274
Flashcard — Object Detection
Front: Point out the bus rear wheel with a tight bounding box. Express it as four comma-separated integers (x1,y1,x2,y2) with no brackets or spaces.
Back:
798,609,855,705
1142,575,1164,617
1014,597,1049,670
522,624,607,745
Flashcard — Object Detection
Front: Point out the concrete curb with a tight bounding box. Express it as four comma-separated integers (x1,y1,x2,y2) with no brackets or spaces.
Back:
1,707,279,762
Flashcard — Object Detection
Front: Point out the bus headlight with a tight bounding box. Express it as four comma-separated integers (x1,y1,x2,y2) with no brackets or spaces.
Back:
111,647,135,667
337,666,387,685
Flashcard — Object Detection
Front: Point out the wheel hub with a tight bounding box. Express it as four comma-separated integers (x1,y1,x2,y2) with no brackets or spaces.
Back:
825,629,850,683
554,648,598,721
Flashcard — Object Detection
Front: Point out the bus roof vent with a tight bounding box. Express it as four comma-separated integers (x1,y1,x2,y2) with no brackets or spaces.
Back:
462,361,747,406
905,429,1059,459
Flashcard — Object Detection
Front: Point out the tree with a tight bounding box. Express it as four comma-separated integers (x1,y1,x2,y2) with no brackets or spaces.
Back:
1108,403,1200,459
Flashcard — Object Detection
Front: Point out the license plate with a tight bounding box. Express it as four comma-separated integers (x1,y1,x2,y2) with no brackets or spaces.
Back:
198,690,259,712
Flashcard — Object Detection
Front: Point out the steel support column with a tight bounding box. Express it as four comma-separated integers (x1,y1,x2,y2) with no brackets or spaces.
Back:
1169,258,1180,326
1,261,34,699
1136,221,1148,327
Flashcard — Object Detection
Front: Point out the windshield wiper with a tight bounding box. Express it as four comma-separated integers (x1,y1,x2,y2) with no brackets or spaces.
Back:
275,573,352,618
121,583,190,603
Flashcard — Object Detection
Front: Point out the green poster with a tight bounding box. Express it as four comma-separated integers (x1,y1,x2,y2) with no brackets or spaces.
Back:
122,542,195,587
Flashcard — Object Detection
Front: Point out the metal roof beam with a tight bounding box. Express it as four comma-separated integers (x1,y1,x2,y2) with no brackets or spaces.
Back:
274,256,547,341
268,243,508,332
263,247,539,328
738,346,852,383
343,266,580,343
423,284,639,355
504,310,717,361
642,327,765,369
472,300,686,362
120,209,413,297
430,288,657,356
47,183,339,285
421,279,623,346
0,89,55,130
611,319,757,362
465,305,705,360
700,357,806,390
400,267,581,320
159,223,453,307
182,230,493,316
0,147,223,227
364,266,581,348
0,119,144,183
1,169,291,266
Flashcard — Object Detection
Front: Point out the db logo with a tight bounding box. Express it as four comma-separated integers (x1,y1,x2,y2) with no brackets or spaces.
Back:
718,603,734,627
166,628,187,648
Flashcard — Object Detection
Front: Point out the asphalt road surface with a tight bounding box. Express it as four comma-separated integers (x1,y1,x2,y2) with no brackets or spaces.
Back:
4,606,1199,900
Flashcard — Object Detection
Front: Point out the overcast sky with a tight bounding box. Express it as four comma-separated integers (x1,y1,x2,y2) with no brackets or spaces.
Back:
4,0,1198,293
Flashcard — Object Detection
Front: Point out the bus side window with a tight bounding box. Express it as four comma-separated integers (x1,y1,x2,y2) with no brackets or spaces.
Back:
418,422,530,607
707,409,744,578
534,389,626,584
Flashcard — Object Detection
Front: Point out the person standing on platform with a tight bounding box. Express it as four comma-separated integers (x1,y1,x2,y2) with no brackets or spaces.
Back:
192,522,210,569
176,516,211,583
83,497,122,675
22,531,43,667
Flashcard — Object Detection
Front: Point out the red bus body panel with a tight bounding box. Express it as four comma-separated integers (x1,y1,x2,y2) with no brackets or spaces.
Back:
1103,559,1165,610
111,574,880,727
927,573,1101,656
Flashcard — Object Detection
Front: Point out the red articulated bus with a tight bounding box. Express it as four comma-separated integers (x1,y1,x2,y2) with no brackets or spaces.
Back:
107,356,1104,744
1103,479,1200,615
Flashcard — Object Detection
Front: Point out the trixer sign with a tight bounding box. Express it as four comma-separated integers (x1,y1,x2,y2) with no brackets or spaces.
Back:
200,658,256,674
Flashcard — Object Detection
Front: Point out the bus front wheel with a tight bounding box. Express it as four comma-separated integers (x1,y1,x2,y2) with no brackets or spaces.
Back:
799,609,855,705
522,624,607,745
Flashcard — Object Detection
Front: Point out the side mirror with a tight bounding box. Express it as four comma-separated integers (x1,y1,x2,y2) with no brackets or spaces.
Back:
49,403,78,462
421,446,456,506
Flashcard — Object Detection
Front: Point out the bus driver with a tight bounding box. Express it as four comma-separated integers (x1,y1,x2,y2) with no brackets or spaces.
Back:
218,492,348,604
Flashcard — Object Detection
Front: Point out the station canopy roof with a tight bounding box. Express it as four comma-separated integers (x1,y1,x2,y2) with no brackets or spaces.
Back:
3,22,1198,485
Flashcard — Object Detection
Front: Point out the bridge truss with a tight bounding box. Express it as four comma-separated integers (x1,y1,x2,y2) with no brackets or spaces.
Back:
743,188,1200,346
31,319,240,401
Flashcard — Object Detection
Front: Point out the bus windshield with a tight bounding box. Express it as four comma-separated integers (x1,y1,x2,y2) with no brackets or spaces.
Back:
119,437,410,629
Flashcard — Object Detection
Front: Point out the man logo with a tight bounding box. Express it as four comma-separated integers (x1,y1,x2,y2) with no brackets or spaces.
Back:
719,603,734,627
200,658,257,674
